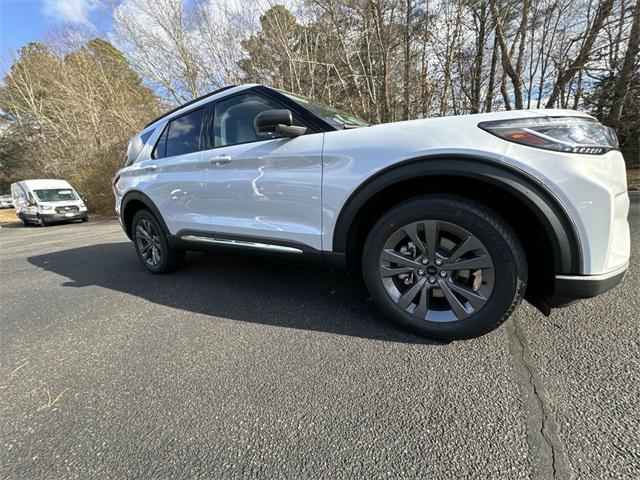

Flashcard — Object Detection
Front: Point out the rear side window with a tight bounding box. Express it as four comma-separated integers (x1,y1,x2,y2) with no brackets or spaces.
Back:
153,125,168,159
140,130,153,145
153,107,205,159
124,130,154,167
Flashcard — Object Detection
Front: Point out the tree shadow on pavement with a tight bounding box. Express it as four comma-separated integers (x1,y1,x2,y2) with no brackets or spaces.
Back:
28,242,447,344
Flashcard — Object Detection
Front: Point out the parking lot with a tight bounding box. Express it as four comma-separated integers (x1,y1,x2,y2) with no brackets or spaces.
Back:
1,195,638,479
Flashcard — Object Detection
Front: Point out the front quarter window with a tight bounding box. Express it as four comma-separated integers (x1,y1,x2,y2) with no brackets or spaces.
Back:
275,89,369,129
213,92,296,147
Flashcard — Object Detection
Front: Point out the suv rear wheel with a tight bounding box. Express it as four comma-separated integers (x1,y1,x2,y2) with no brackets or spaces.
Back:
132,209,185,274
362,195,527,339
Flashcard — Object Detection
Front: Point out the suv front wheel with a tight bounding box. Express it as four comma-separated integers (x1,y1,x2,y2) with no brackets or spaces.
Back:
132,209,185,274
362,195,527,340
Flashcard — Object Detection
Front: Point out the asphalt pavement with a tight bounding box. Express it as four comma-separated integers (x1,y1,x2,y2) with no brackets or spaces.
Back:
1,195,638,479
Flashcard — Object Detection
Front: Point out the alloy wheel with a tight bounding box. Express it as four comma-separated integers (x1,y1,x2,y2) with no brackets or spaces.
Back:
378,220,495,322
135,218,162,267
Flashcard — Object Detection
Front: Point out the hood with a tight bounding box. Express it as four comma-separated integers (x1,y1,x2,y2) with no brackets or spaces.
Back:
407,108,593,126
357,108,597,139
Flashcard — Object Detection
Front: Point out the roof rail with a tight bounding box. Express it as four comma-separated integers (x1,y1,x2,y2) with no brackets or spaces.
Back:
144,85,238,129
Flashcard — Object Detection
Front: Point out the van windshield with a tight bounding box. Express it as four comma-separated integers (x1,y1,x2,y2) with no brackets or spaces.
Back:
34,189,79,202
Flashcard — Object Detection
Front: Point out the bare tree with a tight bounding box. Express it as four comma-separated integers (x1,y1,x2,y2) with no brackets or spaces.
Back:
545,0,616,107
606,0,640,128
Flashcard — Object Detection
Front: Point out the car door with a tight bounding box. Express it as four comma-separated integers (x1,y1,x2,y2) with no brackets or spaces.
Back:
201,91,324,251
137,107,210,234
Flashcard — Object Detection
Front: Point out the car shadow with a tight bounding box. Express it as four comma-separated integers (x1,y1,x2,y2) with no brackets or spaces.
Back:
27,242,447,345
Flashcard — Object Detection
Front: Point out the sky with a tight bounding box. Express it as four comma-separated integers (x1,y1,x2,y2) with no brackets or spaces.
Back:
0,0,112,57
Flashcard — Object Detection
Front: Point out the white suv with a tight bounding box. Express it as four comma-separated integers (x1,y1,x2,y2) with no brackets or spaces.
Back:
114,84,630,339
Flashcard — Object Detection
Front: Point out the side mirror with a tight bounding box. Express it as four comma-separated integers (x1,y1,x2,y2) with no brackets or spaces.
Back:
254,109,307,138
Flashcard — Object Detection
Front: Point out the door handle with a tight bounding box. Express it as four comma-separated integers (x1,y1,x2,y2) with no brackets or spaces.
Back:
144,165,158,172
209,154,232,166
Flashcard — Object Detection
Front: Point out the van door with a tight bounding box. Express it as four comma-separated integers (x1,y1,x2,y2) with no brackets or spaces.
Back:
23,189,38,220
11,184,30,219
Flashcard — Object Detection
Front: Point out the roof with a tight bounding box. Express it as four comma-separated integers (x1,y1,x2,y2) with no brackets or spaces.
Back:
13,179,75,190
143,84,257,130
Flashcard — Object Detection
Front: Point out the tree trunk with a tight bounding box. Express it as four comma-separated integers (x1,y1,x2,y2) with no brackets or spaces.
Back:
545,0,616,108
403,0,412,120
489,0,530,109
485,34,499,112
471,2,487,113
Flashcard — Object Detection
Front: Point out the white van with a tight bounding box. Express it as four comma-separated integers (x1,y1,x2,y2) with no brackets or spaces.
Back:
11,179,88,226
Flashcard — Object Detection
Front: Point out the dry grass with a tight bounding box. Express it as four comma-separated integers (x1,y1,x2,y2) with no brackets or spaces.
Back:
627,169,640,191
0,208,19,226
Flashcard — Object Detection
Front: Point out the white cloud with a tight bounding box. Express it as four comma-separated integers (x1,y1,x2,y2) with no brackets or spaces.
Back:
42,0,93,24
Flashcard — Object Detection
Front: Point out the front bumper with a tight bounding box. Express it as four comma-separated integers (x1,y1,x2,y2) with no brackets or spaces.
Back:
40,211,88,222
547,263,628,307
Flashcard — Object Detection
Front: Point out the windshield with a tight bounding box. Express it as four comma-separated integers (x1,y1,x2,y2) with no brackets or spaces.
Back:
276,89,369,129
34,188,79,202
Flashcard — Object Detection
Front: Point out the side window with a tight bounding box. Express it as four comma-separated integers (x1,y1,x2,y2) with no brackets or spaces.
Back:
213,93,299,148
140,130,153,145
125,130,154,167
153,107,204,159
153,124,168,159
166,108,204,157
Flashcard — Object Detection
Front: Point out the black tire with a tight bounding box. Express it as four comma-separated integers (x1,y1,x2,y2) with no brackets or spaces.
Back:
81,217,88,223
19,214,28,227
362,195,527,340
38,216,49,227
131,209,185,274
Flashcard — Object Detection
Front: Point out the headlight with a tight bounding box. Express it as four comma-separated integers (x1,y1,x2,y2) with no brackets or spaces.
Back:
478,116,619,155
40,205,53,210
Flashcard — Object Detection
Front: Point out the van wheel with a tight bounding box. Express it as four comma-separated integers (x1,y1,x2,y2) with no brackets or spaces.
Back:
38,217,49,227
19,214,28,226
132,209,185,274
362,195,527,340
